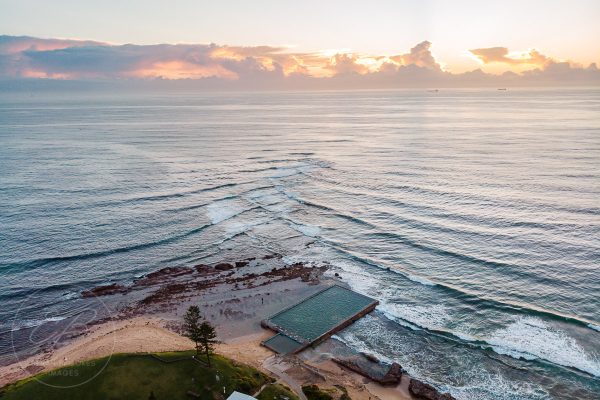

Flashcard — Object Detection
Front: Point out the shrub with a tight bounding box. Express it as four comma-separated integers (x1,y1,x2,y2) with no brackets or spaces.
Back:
301,385,333,400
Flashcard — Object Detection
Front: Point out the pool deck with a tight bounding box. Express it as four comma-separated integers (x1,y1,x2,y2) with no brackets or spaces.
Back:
261,285,379,354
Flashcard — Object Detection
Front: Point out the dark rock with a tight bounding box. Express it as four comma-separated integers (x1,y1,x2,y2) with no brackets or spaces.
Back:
235,261,249,268
132,266,193,287
82,283,129,298
409,379,456,400
214,262,234,271
332,358,401,386
140,283,187,305
194,264,210,272
380,362,402,386
146,266,192,279
262,253,282,260
360,352,380,364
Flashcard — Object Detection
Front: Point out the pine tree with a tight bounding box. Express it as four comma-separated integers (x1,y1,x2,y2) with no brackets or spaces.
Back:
182,305,203,357
199,320,218,367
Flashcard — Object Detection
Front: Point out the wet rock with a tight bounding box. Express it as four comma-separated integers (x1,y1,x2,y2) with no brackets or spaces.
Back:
360,352,380,364
263,253,282,260
146,266,192,279
140,283,187,305
214,262,234,271
194,264,210,272
332,359,401,386
409,379,456,400
380,362,402,386
133,267,193,287
82,283,129,298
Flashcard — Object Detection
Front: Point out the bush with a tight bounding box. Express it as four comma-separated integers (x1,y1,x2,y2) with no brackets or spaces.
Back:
301,385,333,400
234,376,259,394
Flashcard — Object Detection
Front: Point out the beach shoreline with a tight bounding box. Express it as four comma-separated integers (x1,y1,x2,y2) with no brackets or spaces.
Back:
1,256,415,399
0,316,413,400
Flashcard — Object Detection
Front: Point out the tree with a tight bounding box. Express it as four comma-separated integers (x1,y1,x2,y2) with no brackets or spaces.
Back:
182,305,219,367
183,305,203,357
199,319,218,367
148,391,157,400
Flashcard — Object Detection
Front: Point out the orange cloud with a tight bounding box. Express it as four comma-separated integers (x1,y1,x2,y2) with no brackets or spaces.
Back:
469,47,550,67
326,53,370,75
390,41,441,70
1,36,598,87
131,60,238,80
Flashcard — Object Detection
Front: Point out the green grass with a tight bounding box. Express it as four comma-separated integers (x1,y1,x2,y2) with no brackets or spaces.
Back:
257,384,299,400
301,385,334,400
0,351,272,400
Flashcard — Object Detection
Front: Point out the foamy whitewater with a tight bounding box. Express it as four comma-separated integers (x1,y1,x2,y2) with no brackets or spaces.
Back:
0,88,599,399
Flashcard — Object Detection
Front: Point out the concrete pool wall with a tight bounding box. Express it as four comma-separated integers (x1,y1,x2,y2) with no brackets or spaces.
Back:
261,285,379,354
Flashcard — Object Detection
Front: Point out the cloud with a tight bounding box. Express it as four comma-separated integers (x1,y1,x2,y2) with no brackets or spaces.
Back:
0,35,105,55
326,53,370,75
390,41,441,70
469,47,550,67
0,35,598,88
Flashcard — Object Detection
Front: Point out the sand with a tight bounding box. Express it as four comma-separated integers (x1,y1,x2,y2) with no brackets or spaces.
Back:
0,316,412,399
0,317,191,387
1,258,414,399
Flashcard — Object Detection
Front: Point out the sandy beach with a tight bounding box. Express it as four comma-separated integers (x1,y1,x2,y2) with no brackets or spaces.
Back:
0,256,418,399
0,315,412,400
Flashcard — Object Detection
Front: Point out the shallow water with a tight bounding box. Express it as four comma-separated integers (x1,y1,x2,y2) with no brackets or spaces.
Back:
0,88,599,398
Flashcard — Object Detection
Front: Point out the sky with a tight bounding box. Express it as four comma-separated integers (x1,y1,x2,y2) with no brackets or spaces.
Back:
1,0,599,87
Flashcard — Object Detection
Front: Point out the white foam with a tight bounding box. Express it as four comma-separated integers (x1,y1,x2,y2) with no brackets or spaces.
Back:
335,317,551,400
490,346,538,361
290,222,321,237
206,200,244,224
269,168,300,178
11,316,67,331
487,316,600,376
453,331,477,342
329,260,381,295
588,323,600,332
447,369,550,400
379,302,452,331
406,273,436,286
332,316,395,365
61,291,79,300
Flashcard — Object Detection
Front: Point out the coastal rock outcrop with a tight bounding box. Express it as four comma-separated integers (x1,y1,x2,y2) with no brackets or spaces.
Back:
380,362,403,386
408,379,456,400
133,266,193,287
81,283,129,297
360,352,380,363
332,358,402,386
194,263,210,272
214,262,234,271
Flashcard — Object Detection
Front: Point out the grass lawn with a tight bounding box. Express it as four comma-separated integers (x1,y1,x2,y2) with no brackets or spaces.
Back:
257,383,299,400
0,351,272,400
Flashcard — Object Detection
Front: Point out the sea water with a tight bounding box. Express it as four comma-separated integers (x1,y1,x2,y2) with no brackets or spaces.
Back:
0,88,599,399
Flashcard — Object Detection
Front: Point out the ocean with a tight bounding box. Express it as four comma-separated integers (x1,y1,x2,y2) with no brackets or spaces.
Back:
0,88,599,399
